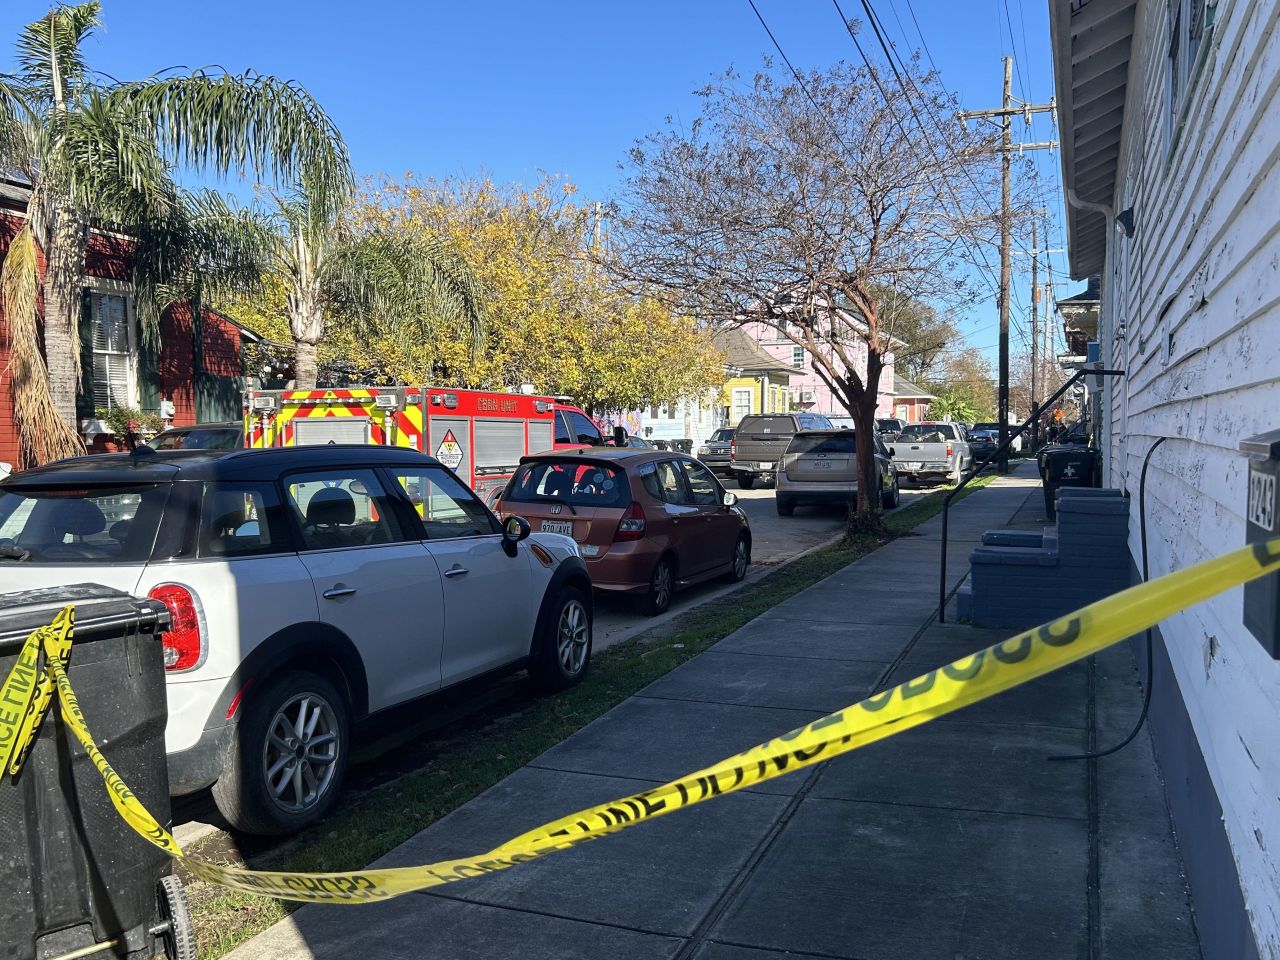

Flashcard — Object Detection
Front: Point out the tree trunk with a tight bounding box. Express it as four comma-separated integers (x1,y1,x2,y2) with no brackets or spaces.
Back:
37,203,89,431
293,339,319,389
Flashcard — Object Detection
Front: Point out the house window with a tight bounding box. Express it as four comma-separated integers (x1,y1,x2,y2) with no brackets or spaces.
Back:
791,345,805,369
731,388,753,424
1166,0,1215,151
90,291,135,411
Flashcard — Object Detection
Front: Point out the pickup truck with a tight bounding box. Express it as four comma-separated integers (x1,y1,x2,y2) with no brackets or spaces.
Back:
731,413,833,488
889,421,972,484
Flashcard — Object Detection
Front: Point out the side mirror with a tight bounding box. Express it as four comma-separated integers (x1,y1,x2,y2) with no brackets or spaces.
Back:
613,425,627,447
503,515,531,544
722,491,738,507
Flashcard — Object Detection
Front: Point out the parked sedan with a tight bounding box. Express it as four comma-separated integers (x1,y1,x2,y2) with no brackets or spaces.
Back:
775,429,900,516
697,427,735,475
966,429,999,466
0,445,590,835
496,449,751,616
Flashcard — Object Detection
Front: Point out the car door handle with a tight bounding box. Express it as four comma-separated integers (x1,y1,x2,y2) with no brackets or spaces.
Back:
322,585,357,600
444,565,469,578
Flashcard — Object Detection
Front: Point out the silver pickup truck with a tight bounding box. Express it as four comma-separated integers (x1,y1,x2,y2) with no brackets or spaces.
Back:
889,421,972,484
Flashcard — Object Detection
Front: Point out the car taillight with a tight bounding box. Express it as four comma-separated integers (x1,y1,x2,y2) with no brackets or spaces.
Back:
730,439,737,461
148,584,205,672
614,501,647,542
946,445,953,458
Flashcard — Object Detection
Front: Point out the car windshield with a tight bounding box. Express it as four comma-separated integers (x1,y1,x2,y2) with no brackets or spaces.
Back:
898,424,956,443
149,427,240,451
788,433,855,455
739,417,795,435
710,429,734,442
504,461,631,508
0,483,169,563
876,420,898,431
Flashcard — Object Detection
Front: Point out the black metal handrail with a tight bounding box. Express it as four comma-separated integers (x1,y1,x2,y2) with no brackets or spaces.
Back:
936,367,1126,623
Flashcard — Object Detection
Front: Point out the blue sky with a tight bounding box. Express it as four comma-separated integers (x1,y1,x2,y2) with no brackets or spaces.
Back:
0,0,1084,361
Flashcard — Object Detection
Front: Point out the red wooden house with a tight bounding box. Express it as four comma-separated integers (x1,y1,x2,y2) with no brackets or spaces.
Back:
0,178,259,470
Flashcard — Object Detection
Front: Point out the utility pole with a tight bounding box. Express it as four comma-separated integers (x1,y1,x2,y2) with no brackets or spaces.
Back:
1030,218,1039,445
960,58,1056,473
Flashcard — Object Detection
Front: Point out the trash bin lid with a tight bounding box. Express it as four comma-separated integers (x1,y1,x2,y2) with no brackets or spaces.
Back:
0,584,168,653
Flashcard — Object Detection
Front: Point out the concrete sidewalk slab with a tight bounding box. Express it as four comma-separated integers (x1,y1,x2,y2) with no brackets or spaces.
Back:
230,888,684,960
638,650,888,713
811,718,1087,819
371,766,786,937
528,695,820,797
710,797,1088,960
712,617,920,662
887,657,1089,730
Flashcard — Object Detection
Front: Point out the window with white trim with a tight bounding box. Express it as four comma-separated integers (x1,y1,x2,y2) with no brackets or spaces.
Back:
791,345,805,369
1166,0,1216,152
90,291,136,411
731,388,753,425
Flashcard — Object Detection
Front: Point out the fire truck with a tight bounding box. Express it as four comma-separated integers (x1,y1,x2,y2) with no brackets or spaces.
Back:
244,386,602,505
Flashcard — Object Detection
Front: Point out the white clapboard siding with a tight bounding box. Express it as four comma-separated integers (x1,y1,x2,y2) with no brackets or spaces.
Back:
1103,1,1280,952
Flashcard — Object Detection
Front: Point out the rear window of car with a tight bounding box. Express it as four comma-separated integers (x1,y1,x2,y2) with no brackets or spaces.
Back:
504,461,631,508
150,427,241,451
788,433,856,455
898,424,957,442
739,416,797,435
0,483,169,563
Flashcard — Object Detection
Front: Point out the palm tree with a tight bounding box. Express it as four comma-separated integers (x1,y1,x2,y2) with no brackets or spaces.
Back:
255,185,486,388
0,2,349,466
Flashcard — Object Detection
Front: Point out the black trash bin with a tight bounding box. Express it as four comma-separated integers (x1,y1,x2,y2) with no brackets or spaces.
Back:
1041,446,1102,518
0,584,195,960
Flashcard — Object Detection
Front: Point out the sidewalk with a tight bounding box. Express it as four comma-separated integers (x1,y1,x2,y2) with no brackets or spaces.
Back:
228,462,1201,960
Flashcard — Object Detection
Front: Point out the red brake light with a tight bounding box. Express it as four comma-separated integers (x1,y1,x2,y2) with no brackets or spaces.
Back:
946,445,954,458
148,584,205,672
730,439,737,461
614,501,647,542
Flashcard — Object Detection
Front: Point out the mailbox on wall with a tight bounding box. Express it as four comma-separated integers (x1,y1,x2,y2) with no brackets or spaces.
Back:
1241,428,1280,658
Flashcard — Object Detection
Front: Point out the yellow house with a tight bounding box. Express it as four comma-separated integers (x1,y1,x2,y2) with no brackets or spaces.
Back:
712,330,793,425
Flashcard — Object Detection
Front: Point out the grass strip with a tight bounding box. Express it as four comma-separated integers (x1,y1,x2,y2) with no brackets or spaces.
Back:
190,474,998,958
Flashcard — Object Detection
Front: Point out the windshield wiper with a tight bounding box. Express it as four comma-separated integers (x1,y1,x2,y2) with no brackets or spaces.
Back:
0,544,31,561
541,496,577,515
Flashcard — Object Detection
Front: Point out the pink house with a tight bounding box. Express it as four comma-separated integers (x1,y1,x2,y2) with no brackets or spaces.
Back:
735,318,898,418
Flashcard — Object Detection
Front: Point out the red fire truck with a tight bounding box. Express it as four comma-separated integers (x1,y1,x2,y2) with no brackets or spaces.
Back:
244,386,603,505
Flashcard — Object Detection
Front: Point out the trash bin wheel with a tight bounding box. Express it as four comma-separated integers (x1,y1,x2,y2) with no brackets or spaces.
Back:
156,875,197,960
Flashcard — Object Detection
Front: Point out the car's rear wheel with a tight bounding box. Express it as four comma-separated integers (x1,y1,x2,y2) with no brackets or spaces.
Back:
530,585,592,692
638,556,675,616
882,475,901,509
737,473,755,490
212,670,349,836
776,496,795,516
722,534,750,583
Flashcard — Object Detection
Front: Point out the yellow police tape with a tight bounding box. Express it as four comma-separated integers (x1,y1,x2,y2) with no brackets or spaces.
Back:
3,538,1279,904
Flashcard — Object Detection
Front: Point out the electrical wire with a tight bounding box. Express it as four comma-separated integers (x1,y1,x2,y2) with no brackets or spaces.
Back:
1050,436,1168,762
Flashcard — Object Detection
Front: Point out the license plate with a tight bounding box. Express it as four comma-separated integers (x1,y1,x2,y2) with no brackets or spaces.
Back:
758,461,774,470
902,462,923,471
540,520,574,536
813,460,832,469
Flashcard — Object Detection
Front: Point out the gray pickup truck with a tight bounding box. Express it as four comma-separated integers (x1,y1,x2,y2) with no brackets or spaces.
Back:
890,421,972,484
731,413,833,489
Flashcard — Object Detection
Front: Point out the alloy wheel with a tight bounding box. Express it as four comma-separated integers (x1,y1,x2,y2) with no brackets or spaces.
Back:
732,538,748,578
261,692,340,814
652,561,673,610
557,598,590,675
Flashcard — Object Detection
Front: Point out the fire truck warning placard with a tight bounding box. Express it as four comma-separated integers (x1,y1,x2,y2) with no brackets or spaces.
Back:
435,430,465,469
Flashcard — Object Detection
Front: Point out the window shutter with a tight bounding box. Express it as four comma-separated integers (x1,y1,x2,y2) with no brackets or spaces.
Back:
76,290,94,421
137,329,161,414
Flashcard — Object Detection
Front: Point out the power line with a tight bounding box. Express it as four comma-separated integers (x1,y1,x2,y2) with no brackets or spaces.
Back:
745,0,855,156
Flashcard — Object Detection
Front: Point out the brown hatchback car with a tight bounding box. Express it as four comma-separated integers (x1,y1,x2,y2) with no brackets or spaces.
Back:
496,449,751,615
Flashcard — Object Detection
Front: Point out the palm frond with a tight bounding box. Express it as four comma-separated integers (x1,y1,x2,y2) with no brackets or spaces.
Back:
15,2,101,102
105,70,352,213
323,230,487,360
0,223,83,466
130,189,277,342
46,92,180,223
0,74,38,175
